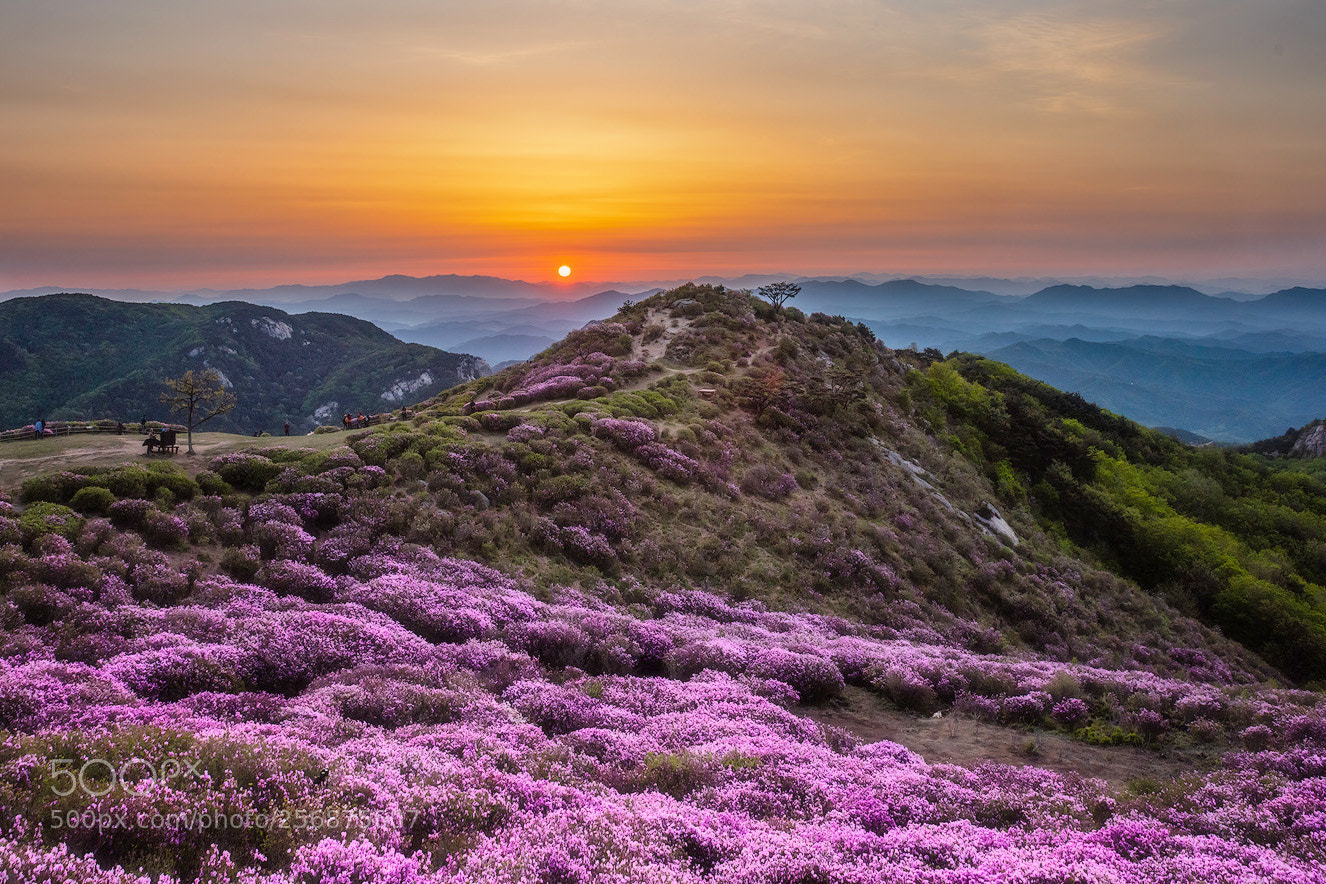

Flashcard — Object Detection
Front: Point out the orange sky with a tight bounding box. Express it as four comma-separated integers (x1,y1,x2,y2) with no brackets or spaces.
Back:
2,1,1324,290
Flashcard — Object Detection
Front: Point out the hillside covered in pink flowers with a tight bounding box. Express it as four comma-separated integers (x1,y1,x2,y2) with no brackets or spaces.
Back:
1,285,1323,882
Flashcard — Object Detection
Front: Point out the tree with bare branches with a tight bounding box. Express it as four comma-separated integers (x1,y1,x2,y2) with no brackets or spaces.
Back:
160,368,236,454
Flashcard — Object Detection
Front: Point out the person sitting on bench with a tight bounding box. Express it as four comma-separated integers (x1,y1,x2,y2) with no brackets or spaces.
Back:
142,432,161,453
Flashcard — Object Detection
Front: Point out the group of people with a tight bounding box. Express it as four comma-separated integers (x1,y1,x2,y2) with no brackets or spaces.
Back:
141,428,178,454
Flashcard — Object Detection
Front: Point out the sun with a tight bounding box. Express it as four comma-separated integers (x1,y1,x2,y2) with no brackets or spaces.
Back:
557,265,572,278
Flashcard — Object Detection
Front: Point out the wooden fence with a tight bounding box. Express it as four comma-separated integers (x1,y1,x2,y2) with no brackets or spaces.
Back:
0,420,188,444
1,413,406,444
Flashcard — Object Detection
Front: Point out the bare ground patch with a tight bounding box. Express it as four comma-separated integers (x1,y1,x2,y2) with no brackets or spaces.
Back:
801,686,1208,791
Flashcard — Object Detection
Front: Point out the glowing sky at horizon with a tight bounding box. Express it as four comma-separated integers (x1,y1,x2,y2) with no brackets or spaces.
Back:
2,1,1324,289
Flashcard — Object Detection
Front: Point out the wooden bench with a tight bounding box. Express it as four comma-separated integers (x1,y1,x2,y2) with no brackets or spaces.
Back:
144,430,180,455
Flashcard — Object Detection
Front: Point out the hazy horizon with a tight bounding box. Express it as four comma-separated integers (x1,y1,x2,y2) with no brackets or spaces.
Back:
6,269,1326,303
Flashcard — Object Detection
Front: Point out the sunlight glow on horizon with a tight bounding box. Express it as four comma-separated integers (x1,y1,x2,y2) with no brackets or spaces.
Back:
1,1,1324,290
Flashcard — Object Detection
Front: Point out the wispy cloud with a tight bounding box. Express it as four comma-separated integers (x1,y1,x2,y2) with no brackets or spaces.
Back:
972,12,1180,115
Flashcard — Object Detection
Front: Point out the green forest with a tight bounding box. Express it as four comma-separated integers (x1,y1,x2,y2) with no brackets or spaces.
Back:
911,354,1326,684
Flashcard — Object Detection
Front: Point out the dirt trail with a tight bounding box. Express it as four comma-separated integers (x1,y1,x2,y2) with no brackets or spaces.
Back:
801,686,1204,791
632,309,696,363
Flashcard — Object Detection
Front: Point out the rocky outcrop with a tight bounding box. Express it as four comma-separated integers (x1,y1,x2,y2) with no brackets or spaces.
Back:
1291,420,1326,457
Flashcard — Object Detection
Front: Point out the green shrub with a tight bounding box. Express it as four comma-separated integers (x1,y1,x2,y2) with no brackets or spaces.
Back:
1074,722,1143,747
144,462,200,500
534,475,590,505
348,429,416,465
220,545,262,581
196,470,232,495
19,503,83,544
68,486,116,515
423,419,467,439
214,455,281,492
19,473,81,504
396,450,426,480
102,465,151,499
636,750,711,798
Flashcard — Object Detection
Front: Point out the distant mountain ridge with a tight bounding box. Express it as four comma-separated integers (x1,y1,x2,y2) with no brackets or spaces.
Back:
0,294,488,433
983,336,1326,442
8,274,1326,441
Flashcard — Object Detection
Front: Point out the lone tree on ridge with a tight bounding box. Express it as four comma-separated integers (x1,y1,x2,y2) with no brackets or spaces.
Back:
160,368,237,454
756,281,800,312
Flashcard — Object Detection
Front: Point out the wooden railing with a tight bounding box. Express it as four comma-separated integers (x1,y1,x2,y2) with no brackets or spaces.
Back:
0,420,184,444
2,412,410,443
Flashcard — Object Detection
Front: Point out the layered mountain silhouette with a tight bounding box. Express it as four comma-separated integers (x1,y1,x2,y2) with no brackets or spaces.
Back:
6,275,1326,441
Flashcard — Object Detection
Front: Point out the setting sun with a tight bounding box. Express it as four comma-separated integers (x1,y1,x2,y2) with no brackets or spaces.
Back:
557,265,572,278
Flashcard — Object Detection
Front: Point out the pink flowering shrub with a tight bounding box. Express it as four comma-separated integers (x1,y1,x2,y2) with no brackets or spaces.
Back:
142,510,190,548
1000,690,1052,724
507,619,591,669
104,642,247,700
288,837,437,883
4,399,1326,884
474,348,650,411
634,442,702,483
1052,697,1091,729
108,498,154,529
549,491,638,542
740,464,799,500
256,560,337,601
337,566,537,643
251,520,314,561
534,519,617,569
591,417,657,450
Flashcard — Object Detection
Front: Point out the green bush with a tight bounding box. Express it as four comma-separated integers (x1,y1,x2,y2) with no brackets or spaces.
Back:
214,455,281,492
19,503,83,544
534,475,590,505
144,462,200,501
19,473,81,504
102,466,150,499
196,470,232,496
635,750,712,798
68,486,116,514
1073,722,1143,747
220,545,261,581
478,412,522,432
396,450,426,480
